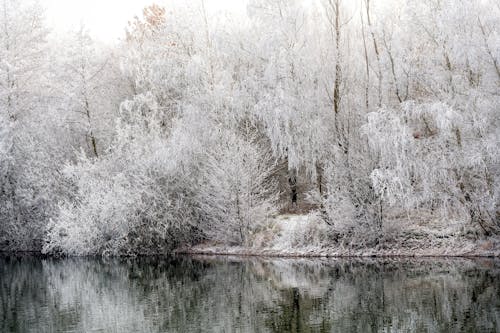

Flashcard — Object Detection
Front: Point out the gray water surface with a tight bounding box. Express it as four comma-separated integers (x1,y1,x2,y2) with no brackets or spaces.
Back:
0,255,499,332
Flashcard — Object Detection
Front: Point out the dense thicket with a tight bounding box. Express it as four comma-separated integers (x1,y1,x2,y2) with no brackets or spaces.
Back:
0,0,498,255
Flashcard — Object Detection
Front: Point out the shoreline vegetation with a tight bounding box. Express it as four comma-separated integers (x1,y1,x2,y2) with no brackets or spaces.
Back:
2,247,499,258
1,1,499,257
177,242,500,258
3,214,499,258
177,214,500,258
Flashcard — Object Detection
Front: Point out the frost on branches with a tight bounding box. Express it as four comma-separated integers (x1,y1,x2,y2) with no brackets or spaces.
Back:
364,100,499,235
0,0,499,255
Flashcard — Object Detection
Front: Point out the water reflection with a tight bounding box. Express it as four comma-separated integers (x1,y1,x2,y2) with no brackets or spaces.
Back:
0,256,499,332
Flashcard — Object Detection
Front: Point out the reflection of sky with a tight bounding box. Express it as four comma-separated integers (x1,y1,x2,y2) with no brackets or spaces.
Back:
0,257,498,332
44,0,249,43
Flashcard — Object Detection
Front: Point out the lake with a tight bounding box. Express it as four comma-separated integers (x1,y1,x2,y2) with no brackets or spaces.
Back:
0,255,499,332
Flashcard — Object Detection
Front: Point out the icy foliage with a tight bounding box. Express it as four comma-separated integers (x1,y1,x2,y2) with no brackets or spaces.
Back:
364,99,499,234
1,0,499,255
0,0,69,250
44,94,202,255
196,128,279,245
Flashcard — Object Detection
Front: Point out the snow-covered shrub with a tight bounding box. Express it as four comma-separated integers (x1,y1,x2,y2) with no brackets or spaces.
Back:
44,95,202,256
0,118,72,251
0,114,13,248
286,212,330,249
363,100,500,234
196,126,280,245
316,158,383,247
0,0,64,251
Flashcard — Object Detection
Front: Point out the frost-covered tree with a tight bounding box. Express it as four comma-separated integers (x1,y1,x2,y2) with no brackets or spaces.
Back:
44,94,203,256
0,0,47,120
359,0,500,235
55,26,127,157
0,0,65,250
364,101,499,234
3,0,500,255
196,126,279,245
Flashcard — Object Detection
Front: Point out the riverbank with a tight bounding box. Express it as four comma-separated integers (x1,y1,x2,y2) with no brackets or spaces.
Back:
177,214,500,258
2,213,498,258
177,242,500,258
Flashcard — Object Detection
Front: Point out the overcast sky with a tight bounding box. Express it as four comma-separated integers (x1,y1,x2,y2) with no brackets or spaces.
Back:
44,0,248,42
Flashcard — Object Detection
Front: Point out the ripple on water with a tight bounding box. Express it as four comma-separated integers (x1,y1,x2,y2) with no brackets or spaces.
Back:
0,255,499,333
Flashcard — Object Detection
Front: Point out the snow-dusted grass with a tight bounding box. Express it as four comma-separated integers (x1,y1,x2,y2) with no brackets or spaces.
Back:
178,213,500,257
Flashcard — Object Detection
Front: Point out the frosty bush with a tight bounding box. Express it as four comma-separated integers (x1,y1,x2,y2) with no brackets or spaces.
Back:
2,0,500,255
44,95,202,256
196,126,279,245
363,100,499,234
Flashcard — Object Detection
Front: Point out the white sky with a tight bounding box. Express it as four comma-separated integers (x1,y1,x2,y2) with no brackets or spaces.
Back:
44,0,248,43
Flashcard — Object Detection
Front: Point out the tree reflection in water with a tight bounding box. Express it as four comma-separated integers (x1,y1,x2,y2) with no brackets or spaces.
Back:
0,256,499,332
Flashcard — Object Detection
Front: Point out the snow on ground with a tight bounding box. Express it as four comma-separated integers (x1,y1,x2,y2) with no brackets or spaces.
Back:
267,214,328,251
178,214,500,257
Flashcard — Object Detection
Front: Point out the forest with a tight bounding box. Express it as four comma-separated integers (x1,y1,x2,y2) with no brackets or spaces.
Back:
0,0,499,256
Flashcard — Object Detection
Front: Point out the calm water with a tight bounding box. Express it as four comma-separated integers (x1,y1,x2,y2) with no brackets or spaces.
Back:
0,256,499,333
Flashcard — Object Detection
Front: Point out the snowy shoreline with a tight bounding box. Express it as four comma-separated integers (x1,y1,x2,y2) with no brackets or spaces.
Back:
177,214,500,258
179,236,500,258
176,243,500,258
2,237,499,258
